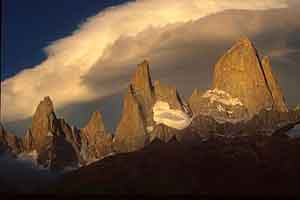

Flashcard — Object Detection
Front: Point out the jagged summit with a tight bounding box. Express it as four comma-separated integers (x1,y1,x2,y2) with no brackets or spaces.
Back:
236,37,253,47
1,37,299,173
84,111,106,134
130,60,155,127
154,80,182,110
113,86,148,153
35,96,54,114
20,96,81,170
212,38,276,116
31,96,57,152
80,111,113,163
114,61,193,153
131,60,153,90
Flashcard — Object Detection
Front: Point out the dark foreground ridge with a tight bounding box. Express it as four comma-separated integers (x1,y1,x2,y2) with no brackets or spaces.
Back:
51,134,300,195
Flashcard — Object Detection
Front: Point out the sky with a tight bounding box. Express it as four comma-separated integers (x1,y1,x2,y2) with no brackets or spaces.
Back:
2,0,300,135
2,0,132,80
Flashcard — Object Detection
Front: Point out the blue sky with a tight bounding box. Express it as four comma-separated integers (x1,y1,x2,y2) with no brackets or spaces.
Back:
2,0,131,80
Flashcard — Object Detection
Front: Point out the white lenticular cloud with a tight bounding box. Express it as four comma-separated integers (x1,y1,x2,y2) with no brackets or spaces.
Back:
1,0,288,122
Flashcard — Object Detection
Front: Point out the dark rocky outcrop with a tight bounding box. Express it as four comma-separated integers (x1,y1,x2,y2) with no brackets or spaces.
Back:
0,123,22,156
54,135,300,195
149,124,177,143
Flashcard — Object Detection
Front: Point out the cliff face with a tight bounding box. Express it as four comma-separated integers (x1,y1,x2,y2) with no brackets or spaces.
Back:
261,57,288,112
80,112,113,162
212,38,274,116
130,60,156,127
154,80,190,113
113,86,148,153
29,96,58,152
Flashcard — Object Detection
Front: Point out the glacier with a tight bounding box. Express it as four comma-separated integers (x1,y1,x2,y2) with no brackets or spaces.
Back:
153,101,192,130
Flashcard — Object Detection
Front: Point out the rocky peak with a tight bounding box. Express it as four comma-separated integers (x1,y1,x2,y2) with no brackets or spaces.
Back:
212,37,274,116
24,96,81,170
113,86,148,153
79,111,113,163
0,123,22,155
261,56,288,112
35,96,55,117
131,60,154,93
84,111,106,136
130,60,155,126
154,80,188,112
31,96,58,151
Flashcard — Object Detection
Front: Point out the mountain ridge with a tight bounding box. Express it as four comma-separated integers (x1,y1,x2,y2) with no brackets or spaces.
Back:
1,38,300,172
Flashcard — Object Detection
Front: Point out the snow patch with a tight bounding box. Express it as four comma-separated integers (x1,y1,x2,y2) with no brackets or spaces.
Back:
202,89,243,106
153,101,192,130
47,131,54,137
147,126,154,132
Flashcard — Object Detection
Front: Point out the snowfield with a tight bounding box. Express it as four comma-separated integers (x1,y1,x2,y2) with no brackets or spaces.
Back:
153,101,192,130
202,89,243,106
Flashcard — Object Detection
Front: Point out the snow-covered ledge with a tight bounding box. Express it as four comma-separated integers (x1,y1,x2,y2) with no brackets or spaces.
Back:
153,101,192,130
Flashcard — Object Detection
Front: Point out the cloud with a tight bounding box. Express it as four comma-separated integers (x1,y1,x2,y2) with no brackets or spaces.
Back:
1,0,288,124
85,4,300,103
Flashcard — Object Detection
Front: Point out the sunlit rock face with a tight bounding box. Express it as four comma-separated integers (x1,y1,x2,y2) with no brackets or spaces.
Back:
154,80,192,115
21,97,81,171
80,111,113,163
261,57,288,113
190,38,289,124
30,97,57,153
153,101,192,130
212,38,280,116
114,61,191,152
130,60,156,127
113,86,148,153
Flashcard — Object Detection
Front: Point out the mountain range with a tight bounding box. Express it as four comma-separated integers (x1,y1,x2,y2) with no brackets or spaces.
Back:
1,38,300,192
